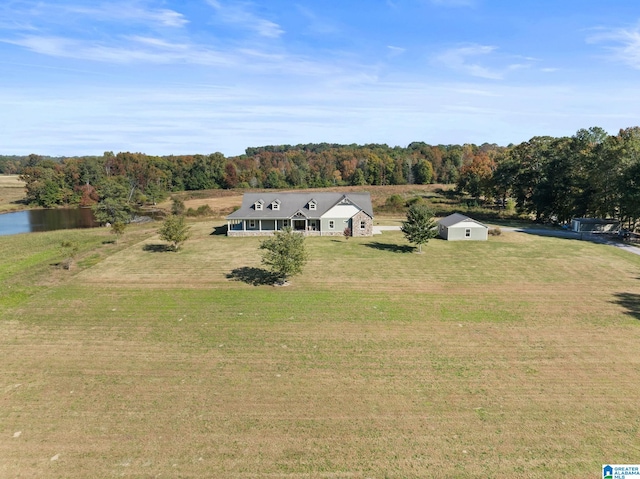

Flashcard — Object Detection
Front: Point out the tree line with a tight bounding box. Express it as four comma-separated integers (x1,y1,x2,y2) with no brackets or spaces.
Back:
5,125,640,228
8,143,491,208
455,126,640,228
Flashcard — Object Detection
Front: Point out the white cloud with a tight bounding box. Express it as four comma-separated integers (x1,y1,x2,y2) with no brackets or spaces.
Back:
0,1,290,70
78,5,189,28
206,0,284,38
588,25,640,69
436,44,503,79
387,45,406,56
435,44,539,79
4,78,639,156
0,1,188,29
1,30,355,79
2,35,235,65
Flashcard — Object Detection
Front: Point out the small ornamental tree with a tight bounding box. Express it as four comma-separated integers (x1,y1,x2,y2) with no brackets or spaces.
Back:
401,204,437,253
60,240,78,270
259,227,308,284
171,197,186,215
343,226,352,240
158,215,191,251
111,221,126,242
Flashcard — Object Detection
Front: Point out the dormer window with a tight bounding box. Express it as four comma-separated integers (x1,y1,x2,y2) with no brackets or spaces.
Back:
271,200,280,211
308,200,317,211
254,200,264,211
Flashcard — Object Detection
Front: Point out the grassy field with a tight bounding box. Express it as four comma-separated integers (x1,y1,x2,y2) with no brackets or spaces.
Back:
0,175,26,213
1,218,640,478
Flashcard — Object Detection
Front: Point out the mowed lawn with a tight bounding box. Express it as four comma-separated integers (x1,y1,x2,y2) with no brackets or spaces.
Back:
2,220,640,478
0,174,26,212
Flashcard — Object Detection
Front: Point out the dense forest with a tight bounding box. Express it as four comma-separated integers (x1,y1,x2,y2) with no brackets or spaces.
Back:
3,126,640,228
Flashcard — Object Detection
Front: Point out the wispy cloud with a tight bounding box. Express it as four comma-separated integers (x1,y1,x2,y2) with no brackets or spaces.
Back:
436,44,503,79
0,1,293,71
435,44,537,79
0,1,188,29
429,0,476,7
387,45,406,56
2,35,234,65
66,4,189,28
295,5,340,36
1,31,357,79
5,77,639,156
206,0,284,38
587,24,640,69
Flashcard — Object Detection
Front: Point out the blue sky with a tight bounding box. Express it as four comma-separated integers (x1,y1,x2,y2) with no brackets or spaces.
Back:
2,0,640,156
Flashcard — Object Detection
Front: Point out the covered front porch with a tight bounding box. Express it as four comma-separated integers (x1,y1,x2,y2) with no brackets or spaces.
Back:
227,218,325,236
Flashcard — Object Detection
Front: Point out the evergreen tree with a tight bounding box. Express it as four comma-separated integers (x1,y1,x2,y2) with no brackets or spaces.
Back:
401,204,437,253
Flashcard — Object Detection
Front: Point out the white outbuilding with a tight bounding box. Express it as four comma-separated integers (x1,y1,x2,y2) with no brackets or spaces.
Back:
437,213,488,241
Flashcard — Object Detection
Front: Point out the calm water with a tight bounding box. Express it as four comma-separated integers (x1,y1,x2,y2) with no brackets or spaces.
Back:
0,208,99,236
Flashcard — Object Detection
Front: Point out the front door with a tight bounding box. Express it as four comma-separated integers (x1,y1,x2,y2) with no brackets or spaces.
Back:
293,219,306,231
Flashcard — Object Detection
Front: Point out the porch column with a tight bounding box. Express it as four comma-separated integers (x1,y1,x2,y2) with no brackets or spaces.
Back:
259,220,262,231
243,220,246,231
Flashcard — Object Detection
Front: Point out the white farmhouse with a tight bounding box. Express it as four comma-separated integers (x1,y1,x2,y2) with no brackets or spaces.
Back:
227,192,373,237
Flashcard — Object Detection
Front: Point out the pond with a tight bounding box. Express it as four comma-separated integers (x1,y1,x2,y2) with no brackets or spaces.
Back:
0,208,99,236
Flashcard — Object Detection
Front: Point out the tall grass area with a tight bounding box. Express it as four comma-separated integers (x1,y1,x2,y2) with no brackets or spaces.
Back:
2,220,640,477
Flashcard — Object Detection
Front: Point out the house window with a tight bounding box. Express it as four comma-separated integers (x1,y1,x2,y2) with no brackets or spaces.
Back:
329,220,334,229
465,228,471,237
283,220,289,227
309,201,317,210
360,220,366,229
272,201,280,211
255,202,263,211
249,220,256,228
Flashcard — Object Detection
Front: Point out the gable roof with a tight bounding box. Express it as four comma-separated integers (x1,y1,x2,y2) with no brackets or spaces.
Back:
227,192,373,220
438,213,488,228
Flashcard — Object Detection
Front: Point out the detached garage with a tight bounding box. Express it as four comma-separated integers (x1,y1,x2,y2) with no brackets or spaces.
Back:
438,213,488,241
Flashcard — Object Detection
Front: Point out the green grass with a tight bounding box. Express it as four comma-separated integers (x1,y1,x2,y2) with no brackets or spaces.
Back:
1,220,640,477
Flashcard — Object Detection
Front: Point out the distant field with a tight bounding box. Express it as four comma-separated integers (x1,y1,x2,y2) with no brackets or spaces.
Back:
0,175,25,212
1,219,640,477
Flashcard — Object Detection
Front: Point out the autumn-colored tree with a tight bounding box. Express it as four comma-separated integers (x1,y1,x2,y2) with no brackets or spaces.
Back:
456,152,495,200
